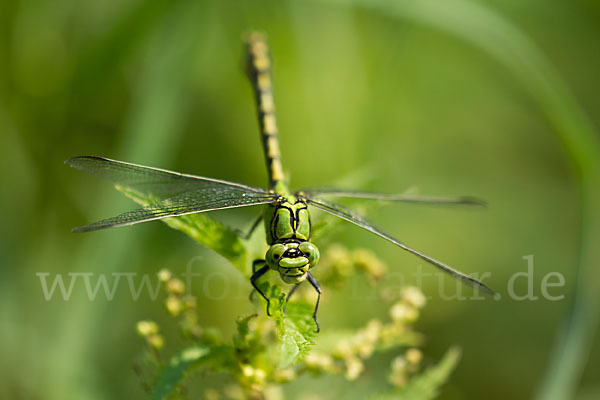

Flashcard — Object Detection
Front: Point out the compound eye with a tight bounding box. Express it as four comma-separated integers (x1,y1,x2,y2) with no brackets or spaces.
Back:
299,242,320,266
265,244,285,269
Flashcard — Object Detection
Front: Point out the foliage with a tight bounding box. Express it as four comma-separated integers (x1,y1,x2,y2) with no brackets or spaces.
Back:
151,346,211,400
370,347,461,400
137,268,458,399
129,204,459,400
113,170,463,398
3,0,598,398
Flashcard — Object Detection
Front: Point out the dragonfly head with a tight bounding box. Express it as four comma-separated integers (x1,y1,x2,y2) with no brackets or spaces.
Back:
265,241,320,284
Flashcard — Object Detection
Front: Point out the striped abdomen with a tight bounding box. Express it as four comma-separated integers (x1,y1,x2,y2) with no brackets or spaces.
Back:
245,32,285,189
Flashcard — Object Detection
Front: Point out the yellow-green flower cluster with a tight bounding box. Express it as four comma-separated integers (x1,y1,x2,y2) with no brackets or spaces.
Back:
388,348,423,388
389,286,426,324
136,320,164,350
378,286,426,347
303,351,338,375
333,319,382,362
158,268,202,339
316,244,388,287
352,248,387,283
238,364,268,395
158,268,185,316
134,247,429,398
273,368,296,383
300,286,426,382
316,244,354,286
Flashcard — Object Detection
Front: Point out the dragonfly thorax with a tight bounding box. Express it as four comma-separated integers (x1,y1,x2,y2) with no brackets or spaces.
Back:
263,197,319,283
263,196,311,244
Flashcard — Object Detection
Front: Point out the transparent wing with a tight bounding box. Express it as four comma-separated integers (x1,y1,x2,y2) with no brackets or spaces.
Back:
305,197,494,295
66,156,277,232
299,188,485,206
72,189,276,232
66,156,272,198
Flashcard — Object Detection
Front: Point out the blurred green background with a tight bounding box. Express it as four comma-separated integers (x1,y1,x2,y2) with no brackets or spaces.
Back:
1,0,599,399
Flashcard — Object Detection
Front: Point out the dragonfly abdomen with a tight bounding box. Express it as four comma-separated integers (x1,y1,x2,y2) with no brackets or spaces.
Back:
246,32,285,189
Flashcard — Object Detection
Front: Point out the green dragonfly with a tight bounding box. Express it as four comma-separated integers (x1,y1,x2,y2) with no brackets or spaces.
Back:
67,32,493,331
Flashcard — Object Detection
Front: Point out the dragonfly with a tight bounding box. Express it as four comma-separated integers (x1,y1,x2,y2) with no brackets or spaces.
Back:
67,32,493,332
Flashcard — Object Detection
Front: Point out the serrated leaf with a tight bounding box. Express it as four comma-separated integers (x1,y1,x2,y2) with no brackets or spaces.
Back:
151,344,234,400
277,302,317,368
233,314,264,357
151,346,210,400
116,185,248,273
371,347,461,400
262,284,317,368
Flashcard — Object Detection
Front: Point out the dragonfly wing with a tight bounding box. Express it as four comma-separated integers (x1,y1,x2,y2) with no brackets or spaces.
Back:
305,197,494,295
66,156,277,232
299,188,485,206
73,188,277,232
66,156,271,199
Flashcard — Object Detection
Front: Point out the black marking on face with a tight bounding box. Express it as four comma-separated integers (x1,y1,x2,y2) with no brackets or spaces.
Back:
283,247,302,258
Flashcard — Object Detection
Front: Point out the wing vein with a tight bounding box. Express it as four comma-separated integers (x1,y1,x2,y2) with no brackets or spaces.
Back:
299,188,485,206
74,193,276,232
306,197,494,295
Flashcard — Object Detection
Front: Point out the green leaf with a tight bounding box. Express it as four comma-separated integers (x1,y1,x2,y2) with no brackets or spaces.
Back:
233,314,264,359
151,346,210,400
277,302,318,368
151,344,234,399
116,185,248,273
372,347,461,400
262,284,317,368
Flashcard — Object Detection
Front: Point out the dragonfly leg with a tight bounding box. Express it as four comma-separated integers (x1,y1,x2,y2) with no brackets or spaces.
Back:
249,259,265,301
307,272,322,333
250,262,272,316
283,284,301,314
252,259,265,274
241,214,263,240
